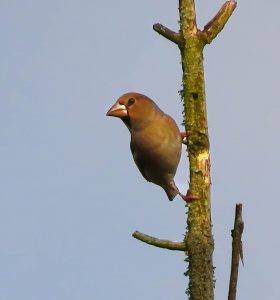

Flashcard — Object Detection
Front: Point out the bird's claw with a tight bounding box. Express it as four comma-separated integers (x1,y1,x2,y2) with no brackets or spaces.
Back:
180,189,199,202
181,131,191,145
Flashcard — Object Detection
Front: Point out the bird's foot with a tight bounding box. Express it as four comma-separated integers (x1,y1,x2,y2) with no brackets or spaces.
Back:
180,189,199,202
181,131,191,145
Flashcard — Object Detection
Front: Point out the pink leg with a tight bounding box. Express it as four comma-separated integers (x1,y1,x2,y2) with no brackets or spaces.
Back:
181,131,191,145
180,131,191,140
179,189,198,203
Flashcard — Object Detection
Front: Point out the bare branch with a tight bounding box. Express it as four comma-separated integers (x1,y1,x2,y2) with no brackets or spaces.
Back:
201,1,237,45
132,231,186,251
228,203,244,300
153,23,183,47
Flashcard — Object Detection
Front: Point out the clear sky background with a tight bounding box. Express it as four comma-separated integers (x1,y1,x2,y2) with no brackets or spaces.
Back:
1,1,279,299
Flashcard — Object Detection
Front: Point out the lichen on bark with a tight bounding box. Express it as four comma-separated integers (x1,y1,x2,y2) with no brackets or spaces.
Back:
133,1,237,299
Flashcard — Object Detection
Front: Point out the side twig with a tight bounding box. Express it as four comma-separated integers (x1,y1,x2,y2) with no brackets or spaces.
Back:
201,0,237,45
228,203,244,300
153,23,183,47
132,231,186,251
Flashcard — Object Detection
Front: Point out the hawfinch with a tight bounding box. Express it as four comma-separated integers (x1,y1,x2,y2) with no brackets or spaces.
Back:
107,92,192,202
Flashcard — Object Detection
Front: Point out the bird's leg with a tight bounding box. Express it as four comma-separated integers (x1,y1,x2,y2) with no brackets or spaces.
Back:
180,131,191,139
179,189,199,202
181,131,191,145
170,180,198,202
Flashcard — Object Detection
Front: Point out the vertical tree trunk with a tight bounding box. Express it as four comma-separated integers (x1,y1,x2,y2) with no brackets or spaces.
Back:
179,1,214,298
133,1,237,299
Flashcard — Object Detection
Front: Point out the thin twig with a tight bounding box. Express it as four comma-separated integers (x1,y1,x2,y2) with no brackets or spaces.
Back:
132,231,186,251
153,23,183,47
201,0,237,45
228,203,244,300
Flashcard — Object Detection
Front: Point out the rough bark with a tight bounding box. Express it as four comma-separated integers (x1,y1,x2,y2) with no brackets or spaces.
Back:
178,1,236,299
133,1,237,299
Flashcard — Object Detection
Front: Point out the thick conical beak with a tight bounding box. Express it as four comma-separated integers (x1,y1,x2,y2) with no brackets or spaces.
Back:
106,102,127,118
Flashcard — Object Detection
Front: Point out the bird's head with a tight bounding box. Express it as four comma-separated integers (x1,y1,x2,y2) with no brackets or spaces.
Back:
106,92,162,131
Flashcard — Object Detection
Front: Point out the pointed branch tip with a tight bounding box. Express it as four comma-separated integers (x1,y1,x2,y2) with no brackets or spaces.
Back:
132,230,186,251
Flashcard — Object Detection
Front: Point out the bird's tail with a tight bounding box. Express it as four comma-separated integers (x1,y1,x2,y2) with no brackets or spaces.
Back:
164,180,180,201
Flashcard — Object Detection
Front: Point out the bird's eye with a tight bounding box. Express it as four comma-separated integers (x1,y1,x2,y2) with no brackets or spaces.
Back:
127,98,135,106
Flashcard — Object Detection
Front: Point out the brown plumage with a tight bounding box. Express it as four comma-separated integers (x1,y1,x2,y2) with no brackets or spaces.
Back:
106,92,190,201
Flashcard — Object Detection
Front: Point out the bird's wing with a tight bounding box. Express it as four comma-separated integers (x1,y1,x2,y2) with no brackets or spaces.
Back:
130,141,150,182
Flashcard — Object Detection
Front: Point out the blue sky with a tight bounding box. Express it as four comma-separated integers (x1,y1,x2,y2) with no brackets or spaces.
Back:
1,1,280,299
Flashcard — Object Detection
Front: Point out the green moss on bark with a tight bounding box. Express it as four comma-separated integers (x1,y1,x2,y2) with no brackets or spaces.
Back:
179,1,214,299
151,1,236,299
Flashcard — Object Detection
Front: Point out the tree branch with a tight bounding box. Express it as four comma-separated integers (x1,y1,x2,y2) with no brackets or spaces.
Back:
228,203,244,300
132,231,186,251
179,1,214,298
153,23,183,47
179,0,198,34
201,0,237,45
130,1,237,299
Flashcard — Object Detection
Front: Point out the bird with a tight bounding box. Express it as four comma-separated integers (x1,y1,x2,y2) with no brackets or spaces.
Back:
106,92,194,202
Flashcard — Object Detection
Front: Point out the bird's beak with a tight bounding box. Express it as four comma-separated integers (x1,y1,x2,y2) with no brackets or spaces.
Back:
106,102,127,118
